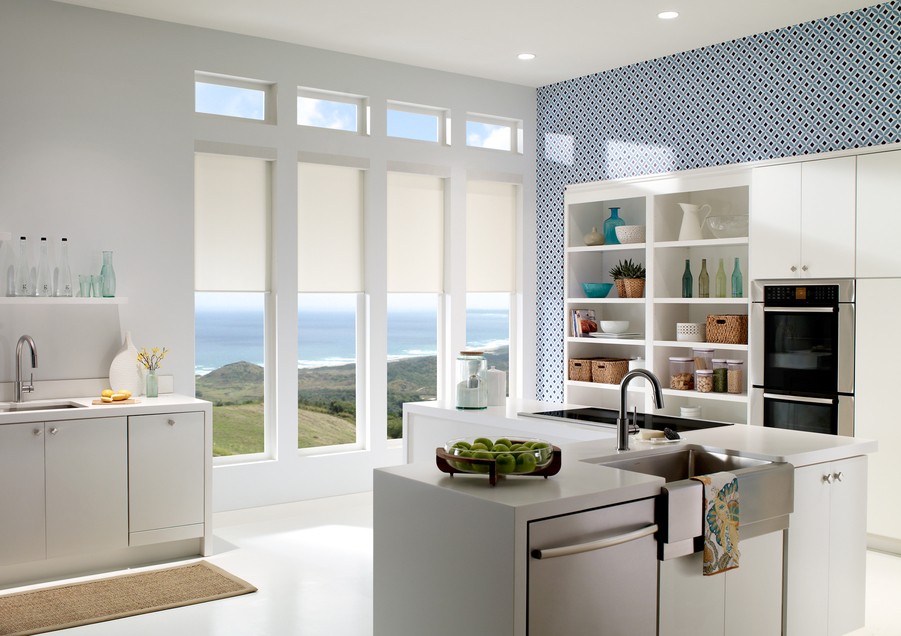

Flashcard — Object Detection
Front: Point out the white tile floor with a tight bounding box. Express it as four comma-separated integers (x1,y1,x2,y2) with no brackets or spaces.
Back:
9,492,901,635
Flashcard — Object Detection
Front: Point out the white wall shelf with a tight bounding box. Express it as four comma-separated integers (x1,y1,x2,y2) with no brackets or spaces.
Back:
567,243,646,254
0,297,128,305
654,340,747,351
653,297,748,305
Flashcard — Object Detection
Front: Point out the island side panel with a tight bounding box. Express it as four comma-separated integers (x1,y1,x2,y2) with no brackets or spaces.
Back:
374,469,518,636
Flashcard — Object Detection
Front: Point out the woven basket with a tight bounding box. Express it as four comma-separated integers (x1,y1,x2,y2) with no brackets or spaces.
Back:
705,314,749,344
568,358,595,382
614,278,645,298
591,358,630,384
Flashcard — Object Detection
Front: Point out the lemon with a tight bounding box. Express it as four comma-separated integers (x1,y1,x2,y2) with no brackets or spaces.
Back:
101,389,114,398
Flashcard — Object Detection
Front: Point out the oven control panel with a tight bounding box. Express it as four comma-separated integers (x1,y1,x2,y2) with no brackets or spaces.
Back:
763,284,838,305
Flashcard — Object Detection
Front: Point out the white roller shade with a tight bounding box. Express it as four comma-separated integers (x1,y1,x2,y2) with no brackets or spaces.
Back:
387,172,444,292
466,181,517,292
195,153,271,291
298,163,364,292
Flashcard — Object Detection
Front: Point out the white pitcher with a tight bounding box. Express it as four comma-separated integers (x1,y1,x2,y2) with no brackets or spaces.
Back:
677,203,712,241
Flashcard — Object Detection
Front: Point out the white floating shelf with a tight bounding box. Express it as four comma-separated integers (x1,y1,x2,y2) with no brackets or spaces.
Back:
567,243,646,253
567,336,646,346
0,297,128,305
653,297,748,304
654,340,748,351
654,237,748,248
567,297,646,304
661,388,749,403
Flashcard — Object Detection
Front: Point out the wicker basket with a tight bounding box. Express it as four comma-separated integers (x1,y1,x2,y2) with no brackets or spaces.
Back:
705,314,749,345
614,278,645,298
591,358,630,384
568,358,595,382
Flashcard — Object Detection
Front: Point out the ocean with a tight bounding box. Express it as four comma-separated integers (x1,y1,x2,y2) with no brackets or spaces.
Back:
195,308,509,376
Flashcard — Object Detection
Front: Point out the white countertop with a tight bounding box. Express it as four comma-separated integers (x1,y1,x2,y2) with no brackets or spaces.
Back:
0,394,210,424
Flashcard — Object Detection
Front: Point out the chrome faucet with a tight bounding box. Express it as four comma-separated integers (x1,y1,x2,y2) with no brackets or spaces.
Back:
15,335,38,403
617,369,665,452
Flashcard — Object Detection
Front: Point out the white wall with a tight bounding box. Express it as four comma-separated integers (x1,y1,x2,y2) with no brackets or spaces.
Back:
0,0,537,510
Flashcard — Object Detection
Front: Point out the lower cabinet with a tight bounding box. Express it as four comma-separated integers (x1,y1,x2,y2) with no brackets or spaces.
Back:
128,412,205,545
785,456,867,636
658,532,784,636
0,422,47,564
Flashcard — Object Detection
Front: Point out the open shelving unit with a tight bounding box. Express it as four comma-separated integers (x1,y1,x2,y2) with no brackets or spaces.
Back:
564,167,752,423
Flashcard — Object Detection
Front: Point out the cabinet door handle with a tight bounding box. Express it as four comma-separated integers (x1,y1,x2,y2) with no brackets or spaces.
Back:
791,265,798,272
167,419,176,426
801,265,809,272
49,427,59,436
33,428,43,437
531,524,658,560
833,471,844,482
823,473,835,484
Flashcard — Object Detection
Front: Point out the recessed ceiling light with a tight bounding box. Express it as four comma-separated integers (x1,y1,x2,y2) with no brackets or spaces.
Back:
657,11,679,19
517,53,536,61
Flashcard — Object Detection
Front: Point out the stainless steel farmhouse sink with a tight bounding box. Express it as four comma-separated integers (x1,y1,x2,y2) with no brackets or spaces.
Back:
585,445,794,560
0,400,88,413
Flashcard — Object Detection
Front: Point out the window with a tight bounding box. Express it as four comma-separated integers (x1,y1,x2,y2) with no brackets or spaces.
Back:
194,153,272,458
297,87,368,133
297,162,365,450
386,172,445,438
466,114,523,153
466,180,519,390
387,101,448,144
195,72,274,122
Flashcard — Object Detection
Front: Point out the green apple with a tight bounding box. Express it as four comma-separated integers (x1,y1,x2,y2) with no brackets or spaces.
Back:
495,453,516,474
494,437,513,449
473,437,494,449
492,443,510,453
510,444,529,452
516,452,537,473
453,449,473,471
470,442,489,451
471,450,493,473
451,440,471,451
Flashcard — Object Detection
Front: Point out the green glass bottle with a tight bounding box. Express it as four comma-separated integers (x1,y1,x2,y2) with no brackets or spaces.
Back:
698,258,709,298
715,258,727,298
731,257,743,298
681,259,693,298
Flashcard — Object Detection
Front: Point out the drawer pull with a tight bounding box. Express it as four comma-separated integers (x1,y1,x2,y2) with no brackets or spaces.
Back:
531,524,658,560
168,419,176,426
33,428,42,437
49,427,59,436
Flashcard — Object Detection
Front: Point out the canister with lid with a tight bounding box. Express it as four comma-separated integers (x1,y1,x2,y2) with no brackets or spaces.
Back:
696,369,714,393
455,351,488,409
669,356,694,390
712,359,728,393
727,359,744,394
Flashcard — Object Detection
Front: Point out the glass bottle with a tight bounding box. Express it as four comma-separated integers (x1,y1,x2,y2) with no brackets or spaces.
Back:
603,207,625,245
731,257,743,298
455,351,488,410
715,258,727,298
698,258,709,298
36,237,52,297
14,236,33,297
54,238,73,297
100,250,116,297
681,259,692,298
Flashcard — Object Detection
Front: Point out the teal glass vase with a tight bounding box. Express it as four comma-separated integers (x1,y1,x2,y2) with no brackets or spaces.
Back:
681,259,693,298
603,207,625,245
100,250,116,298
731,257,743,298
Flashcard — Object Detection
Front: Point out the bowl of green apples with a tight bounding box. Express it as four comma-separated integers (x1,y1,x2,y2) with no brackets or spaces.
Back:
442,436,554,476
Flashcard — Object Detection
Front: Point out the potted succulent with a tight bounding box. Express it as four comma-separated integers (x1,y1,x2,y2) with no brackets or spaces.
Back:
609,258,646,298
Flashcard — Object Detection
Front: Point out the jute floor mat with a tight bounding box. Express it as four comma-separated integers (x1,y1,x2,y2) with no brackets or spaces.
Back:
0,560,256,635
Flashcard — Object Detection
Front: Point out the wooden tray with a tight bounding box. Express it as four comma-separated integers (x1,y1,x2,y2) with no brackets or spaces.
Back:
435,444,562,486
91,398,140,405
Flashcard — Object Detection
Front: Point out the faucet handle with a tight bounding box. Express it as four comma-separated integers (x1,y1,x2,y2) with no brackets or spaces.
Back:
24,373,35,393
628,406,640,434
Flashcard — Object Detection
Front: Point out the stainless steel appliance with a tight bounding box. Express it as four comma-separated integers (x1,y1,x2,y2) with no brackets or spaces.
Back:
751,279,855,435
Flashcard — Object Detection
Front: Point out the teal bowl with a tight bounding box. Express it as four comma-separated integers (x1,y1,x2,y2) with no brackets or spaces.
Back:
582,283,613,298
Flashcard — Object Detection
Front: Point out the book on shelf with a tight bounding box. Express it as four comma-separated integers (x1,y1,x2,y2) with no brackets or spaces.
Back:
571,309,597,337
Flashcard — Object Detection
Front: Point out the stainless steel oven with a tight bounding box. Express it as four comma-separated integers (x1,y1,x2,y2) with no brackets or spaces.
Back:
751,279,855,436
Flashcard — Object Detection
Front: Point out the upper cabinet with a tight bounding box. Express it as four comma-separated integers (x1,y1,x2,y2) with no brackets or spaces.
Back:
856,150,901,278
750,157,856,280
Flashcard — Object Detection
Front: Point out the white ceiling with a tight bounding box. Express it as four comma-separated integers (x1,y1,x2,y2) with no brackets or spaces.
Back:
53,0,883,87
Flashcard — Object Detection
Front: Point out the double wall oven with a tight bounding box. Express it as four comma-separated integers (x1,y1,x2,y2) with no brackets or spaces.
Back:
751,280,855,436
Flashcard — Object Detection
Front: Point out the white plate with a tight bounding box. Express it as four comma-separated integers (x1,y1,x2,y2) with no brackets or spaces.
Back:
589,332,642,339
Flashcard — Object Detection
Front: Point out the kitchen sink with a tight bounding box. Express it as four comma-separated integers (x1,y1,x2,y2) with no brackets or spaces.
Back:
593,447,771,483
0,400,88,413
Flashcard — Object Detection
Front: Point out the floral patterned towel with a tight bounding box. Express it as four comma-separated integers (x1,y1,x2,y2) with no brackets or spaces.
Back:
692,472,740,576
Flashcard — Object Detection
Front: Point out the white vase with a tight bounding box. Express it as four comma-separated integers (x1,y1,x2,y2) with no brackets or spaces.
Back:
108,331,143,395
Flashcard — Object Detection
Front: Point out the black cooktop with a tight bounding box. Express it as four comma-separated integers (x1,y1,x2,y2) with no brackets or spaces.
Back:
518,407,733,433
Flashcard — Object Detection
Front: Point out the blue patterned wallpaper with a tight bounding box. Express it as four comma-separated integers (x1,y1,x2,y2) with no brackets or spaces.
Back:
534,1,901,401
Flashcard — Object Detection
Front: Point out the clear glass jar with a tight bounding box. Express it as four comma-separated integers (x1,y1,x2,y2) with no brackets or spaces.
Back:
712,359,728,393
727,359,744,394
456,351,488,410
696,369,714,393
669,356,694,390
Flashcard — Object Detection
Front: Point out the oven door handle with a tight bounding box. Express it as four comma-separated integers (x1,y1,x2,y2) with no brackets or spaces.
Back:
763,306,836,313
762,393,837,405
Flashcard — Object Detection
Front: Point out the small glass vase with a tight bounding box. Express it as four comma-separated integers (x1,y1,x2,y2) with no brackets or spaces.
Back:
603,207,625,245
681,259,693,298
100,250,116,298
145,370,158,398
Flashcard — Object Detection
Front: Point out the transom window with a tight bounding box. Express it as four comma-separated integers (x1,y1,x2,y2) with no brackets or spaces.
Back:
195,71,274,123
297,87,368,134
387,101,449,144
466,114,523,153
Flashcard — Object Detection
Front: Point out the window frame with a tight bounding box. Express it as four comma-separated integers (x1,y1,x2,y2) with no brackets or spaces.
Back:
465,113,524,154
194,71,276,124
297,87,369,135
386,100,450,145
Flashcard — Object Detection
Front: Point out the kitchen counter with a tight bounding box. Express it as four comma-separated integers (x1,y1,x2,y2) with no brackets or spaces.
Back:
0,393,209,424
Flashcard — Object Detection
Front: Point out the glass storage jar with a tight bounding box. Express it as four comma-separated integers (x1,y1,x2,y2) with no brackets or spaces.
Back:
727,359,744,394
696,369,714,393
712,359,728,393
669,356,694,390
456,351,488,409
692,347,714,380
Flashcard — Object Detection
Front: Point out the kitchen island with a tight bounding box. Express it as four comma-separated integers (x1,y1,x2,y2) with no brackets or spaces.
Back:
0,394,212,589
374,400,877,636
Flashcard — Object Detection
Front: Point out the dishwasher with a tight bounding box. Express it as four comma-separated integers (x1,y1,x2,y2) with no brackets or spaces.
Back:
528,497,658,635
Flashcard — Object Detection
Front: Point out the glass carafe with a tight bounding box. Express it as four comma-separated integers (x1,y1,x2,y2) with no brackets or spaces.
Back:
100,250,116,297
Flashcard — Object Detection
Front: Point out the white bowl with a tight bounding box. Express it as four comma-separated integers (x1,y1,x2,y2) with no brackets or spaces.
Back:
600,320,630,334
704,215,748,239
614,225,646,244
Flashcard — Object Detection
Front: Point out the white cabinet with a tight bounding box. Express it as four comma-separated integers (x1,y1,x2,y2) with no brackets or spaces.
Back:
44,417,128,558
0,422,46,564
658,532,783,636
856,150,901,277
750,157,856,279
128,412,205,545
785,456,867,636
854,278,901,551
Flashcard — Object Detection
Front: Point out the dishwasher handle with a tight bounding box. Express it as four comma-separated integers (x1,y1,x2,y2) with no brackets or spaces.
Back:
531,524,658,560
